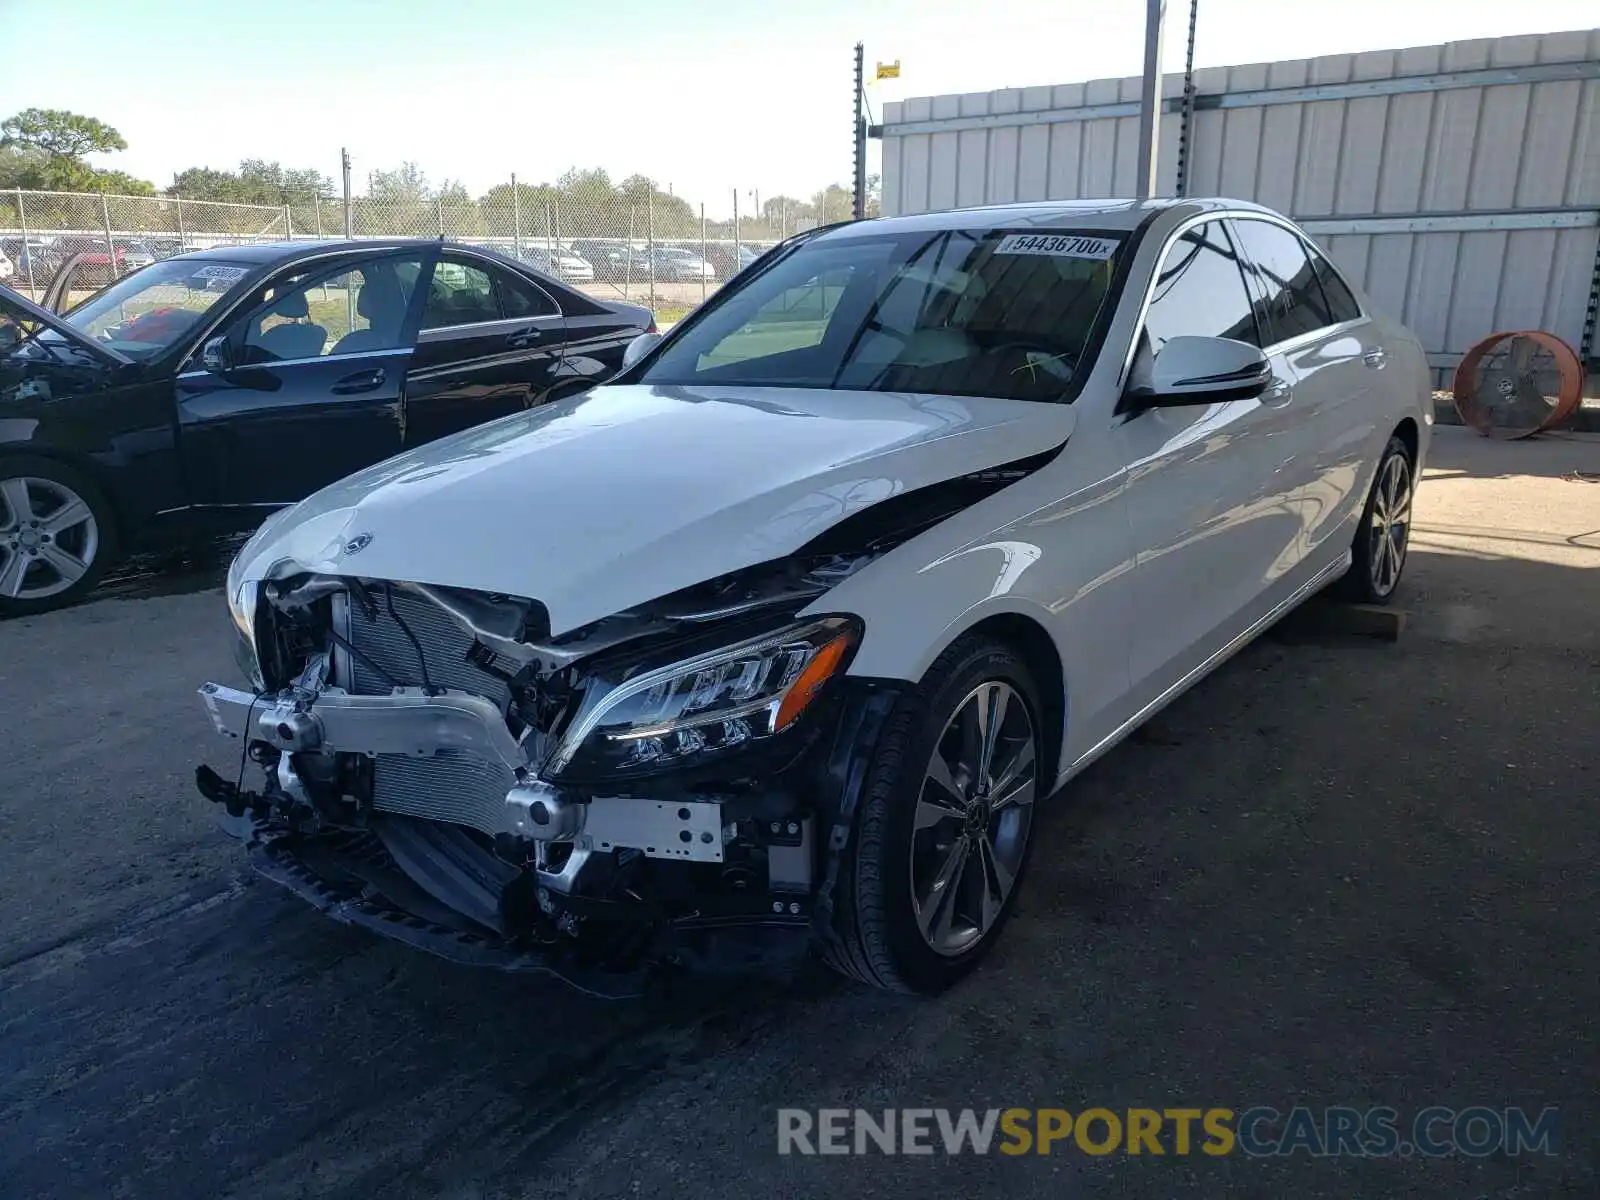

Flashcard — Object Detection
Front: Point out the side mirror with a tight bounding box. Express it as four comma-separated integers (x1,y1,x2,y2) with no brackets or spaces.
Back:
1130,335,1271,409
201,335,233,373
621,331,662,371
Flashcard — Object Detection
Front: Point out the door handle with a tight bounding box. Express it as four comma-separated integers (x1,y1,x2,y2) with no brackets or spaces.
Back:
1363,348,1387,370
507,326,543,349
331,368,386,395
1261,378,1293,406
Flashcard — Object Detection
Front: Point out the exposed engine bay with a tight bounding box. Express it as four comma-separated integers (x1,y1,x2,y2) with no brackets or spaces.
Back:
195,454,1051,995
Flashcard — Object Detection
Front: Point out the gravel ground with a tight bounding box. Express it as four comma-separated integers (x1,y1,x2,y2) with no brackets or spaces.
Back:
1,426,1596,1199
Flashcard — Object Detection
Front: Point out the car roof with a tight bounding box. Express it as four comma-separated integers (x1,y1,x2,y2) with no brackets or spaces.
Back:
817,197,1285,240
173,238,443,265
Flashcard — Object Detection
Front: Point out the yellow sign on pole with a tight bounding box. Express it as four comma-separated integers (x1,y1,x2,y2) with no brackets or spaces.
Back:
875,60,901,80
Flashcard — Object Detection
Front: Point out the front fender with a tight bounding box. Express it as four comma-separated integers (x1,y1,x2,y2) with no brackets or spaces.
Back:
800,441,1136,774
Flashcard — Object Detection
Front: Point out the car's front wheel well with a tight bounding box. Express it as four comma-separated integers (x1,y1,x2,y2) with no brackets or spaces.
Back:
1393,417,1419,464
957,612,1065,786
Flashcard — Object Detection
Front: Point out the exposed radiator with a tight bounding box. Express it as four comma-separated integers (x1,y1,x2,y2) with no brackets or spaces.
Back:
343,587,520,835
346,587,515,710
369,751,518,838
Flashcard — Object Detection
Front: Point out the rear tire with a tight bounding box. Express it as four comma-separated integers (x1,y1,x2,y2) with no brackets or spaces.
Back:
1334,434,1414,605
822,635,1045,994
0,455,119,618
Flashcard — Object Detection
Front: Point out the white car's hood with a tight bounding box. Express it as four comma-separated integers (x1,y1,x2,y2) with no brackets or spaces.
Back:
235,383,1075,635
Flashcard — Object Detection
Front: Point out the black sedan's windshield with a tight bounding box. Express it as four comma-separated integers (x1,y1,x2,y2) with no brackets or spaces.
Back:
638,227,1127,403
57,258,251,360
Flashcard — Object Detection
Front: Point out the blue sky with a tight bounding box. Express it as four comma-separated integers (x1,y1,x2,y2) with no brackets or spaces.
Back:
2,0,1594,215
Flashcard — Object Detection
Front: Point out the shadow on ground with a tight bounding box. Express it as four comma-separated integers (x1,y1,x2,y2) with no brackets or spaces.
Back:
1,543,1595,1199
93,533,249,602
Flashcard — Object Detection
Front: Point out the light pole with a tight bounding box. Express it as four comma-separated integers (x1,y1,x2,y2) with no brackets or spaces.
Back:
1135,0,1168,199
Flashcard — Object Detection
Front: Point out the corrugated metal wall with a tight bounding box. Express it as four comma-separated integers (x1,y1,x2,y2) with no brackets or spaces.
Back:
879,29,1600,383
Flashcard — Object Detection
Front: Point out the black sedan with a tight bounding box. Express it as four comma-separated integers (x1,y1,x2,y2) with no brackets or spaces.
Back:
0,239,653,616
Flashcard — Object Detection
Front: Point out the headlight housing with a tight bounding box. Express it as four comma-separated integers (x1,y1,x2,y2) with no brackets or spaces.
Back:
226,567,264,691
546,616,858,779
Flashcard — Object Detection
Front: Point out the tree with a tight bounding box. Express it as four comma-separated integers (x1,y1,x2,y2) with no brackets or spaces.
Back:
89,170,156,197
0,144,48,189
0,107,155,194
478,180,560,237
168,161,333,208
238,159,333,204
762,195,804,225
368,161,431,203
812,183,853,223
1,108,126,161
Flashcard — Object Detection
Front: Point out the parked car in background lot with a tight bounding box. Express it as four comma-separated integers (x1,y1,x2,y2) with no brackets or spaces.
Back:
518,245,595,284
197,198,1431,997
0,247,12,280
50,235,129,286
702,241,763,279
120,240,158,271
1,237,59,280
570,239,652,283
0,239,651,615
649,245,716,282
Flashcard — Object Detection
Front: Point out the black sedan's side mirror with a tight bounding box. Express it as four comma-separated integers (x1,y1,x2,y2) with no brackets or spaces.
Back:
201,335,233,374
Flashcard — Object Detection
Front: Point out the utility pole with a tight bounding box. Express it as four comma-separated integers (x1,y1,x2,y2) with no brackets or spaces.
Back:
341,148,353,237
852,42,867,219
1134,0,1167,199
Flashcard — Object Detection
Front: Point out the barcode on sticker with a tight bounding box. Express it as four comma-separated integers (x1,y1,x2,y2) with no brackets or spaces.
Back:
994,234,1118,260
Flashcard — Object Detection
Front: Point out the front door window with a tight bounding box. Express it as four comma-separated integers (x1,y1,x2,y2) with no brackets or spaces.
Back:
239,257,422,365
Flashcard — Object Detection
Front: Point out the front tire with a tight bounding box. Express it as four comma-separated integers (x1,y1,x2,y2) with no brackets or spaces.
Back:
0,456,118,618
1335,433,1414,605
823,635,1045,994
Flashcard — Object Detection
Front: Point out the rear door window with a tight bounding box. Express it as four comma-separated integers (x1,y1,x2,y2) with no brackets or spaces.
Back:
1230,218,1339,343
496,270,557,320
422,260,501,328
1303,239,1362,325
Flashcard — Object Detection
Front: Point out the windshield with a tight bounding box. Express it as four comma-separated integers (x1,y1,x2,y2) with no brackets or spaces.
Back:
57,258,251,360
638,227,1126,403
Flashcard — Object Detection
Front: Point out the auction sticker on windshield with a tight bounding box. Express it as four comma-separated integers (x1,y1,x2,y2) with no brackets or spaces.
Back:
194,265,248,283
994,234,1119,260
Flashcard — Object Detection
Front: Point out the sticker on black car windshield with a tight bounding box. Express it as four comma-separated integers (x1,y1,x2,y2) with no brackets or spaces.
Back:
993,234,1118,260
193,265,247,283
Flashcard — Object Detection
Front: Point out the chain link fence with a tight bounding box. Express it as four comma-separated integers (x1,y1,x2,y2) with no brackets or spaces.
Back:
2,184,847,317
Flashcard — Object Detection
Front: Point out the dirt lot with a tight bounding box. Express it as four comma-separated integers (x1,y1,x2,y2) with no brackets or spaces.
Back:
1,426,1596,1199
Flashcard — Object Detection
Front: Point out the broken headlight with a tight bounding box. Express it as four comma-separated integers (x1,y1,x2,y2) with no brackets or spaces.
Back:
226,570,264,691
546,616,857,778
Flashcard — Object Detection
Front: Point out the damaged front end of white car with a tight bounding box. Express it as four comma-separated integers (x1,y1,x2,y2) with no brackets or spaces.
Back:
193,381,1072,997
199,564,872,997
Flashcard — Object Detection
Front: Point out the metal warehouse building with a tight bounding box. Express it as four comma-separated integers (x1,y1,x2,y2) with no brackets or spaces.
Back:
877,27,1600,386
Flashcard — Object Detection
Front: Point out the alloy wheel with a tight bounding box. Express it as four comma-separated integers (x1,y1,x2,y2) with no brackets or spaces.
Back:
0,475,100,601
1368,453,1412,597
910,680,1038,957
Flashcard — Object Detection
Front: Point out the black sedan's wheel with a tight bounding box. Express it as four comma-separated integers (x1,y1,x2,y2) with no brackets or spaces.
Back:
1336,434,1414,605
0,457,117,617
823,635,1044,993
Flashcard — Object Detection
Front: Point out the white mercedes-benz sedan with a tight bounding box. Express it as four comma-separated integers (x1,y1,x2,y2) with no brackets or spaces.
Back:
196,198,1431,996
